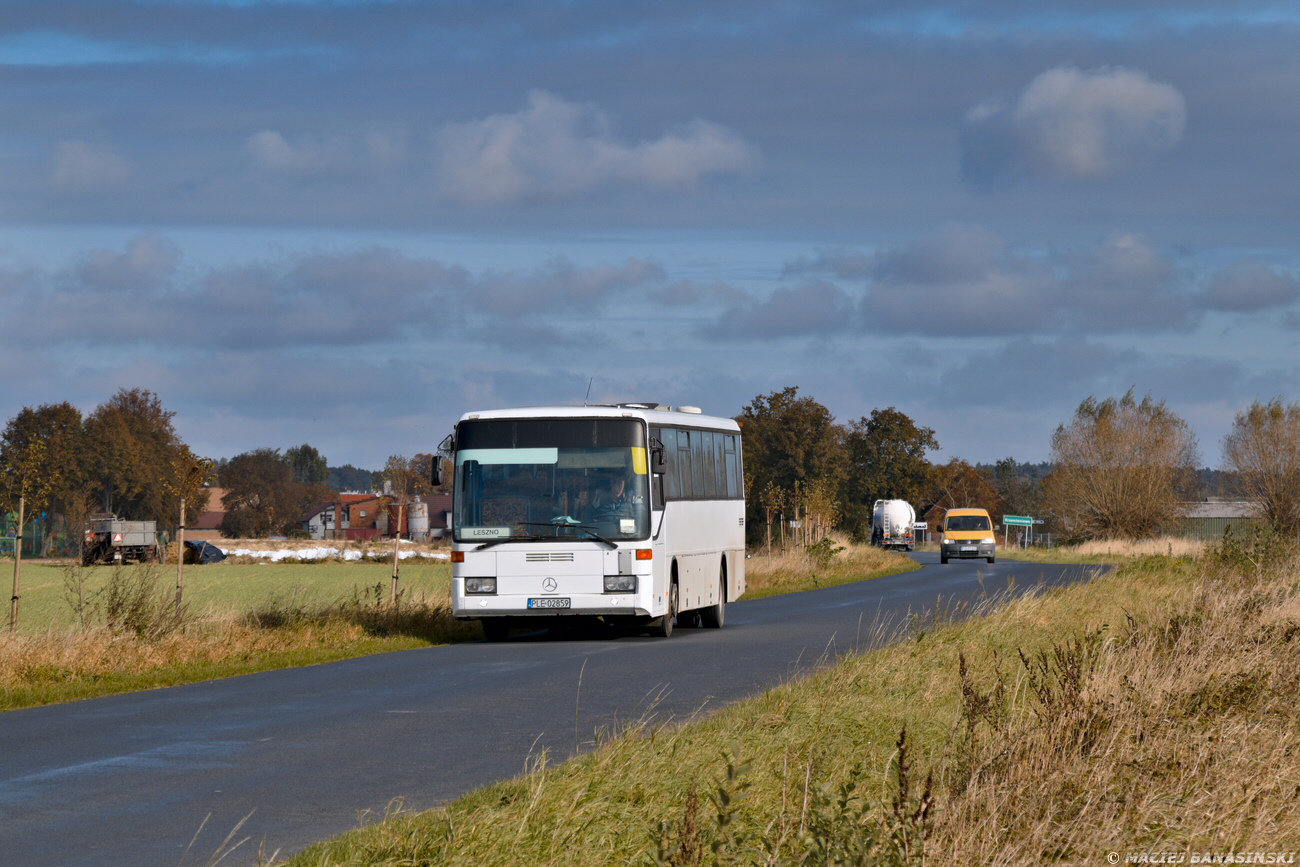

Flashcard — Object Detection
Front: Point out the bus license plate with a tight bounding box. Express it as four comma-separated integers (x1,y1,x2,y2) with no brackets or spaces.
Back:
528,597,571,609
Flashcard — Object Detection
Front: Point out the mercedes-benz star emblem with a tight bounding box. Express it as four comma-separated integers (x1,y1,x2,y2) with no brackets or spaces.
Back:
542,578,557,592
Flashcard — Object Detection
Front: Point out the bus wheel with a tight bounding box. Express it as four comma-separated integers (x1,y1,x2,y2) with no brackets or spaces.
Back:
700,564,726,628
651,582,677,638
482,618,510,642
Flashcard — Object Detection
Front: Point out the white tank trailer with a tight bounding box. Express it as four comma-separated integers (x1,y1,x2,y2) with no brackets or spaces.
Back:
871,499,916,551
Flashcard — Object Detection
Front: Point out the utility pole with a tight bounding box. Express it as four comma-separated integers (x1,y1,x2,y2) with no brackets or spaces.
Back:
168,453,214,616
10,495,23,633
176,494,186,616
391,499,405,605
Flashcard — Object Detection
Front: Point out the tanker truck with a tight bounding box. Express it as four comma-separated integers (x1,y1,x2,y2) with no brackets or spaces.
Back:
871,499,916,551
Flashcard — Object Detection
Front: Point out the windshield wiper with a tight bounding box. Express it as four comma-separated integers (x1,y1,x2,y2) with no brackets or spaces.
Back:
518,520,619,549
474,533,548,551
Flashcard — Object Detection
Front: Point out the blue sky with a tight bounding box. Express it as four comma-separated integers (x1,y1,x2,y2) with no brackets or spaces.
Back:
2,1,1298,470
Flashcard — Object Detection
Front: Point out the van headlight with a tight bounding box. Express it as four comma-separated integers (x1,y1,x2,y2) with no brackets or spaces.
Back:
604,575,636,593
465,577,496,594
983,537,996,544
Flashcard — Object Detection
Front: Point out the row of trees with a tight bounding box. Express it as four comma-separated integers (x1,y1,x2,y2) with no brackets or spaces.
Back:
0,390,210,553
740,386,1300,545
0,390,408,546
1046,391,1300,540
216,448,435,538
739,387,1008,544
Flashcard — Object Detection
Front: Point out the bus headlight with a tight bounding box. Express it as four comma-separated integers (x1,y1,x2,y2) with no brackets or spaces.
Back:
604,575,636,593
465,577,496,594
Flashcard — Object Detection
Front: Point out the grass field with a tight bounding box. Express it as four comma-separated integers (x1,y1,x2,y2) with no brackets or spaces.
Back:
7,558,453,633
0,539,911,712
274,535,1300,866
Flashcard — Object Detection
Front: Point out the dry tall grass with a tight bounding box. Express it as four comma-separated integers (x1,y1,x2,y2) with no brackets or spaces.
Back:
744,538,914,597
933,556,1300,861
285,537,1300,866
1005,535,1207,562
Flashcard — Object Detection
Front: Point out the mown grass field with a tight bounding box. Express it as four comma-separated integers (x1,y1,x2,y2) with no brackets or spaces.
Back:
283,537,1300,866
8,558,453,632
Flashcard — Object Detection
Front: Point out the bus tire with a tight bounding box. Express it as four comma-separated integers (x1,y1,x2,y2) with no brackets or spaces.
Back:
651,581,677,638
482,618,510,642
700,562,726,628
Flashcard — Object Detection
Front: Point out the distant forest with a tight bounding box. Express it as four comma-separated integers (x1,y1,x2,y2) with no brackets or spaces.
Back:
327,464,379,492
975,462,1242,501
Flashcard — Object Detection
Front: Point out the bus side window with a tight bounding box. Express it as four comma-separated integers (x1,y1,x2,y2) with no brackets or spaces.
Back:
736,438,745,497
661,428,679,500
678,429,695,499
698,431,715,498
713,432,726,497
724,435,739,499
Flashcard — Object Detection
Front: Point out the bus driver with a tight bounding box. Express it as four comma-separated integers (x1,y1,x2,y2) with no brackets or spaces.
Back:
589,471,637,521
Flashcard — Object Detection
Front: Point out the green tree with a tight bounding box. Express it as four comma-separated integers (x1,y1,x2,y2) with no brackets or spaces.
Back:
218,449,335,538
381,454,435,503
1043,390,1199,541
988,458,1043,520
0,402,87,539
842,408,938,537
286,444,329,486
83,388,197,521
925,458,1006,523
327,463,378,493
738,387,844,543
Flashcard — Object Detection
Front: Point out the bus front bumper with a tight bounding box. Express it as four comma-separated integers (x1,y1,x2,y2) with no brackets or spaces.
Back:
454,594,649,619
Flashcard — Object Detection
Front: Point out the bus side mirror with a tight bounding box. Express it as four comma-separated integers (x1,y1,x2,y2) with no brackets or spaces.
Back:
649,438,667,475
433,433,454,486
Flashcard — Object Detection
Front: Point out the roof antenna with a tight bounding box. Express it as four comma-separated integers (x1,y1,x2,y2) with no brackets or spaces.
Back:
584,377,593,406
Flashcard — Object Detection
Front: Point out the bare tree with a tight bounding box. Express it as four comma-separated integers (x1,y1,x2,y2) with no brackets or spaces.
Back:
1043,390,1199,541
1222,399,1300,536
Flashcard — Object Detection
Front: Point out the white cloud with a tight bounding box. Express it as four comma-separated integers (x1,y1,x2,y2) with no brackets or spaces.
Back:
51,141,130,194
962,66,1186,183
74,234,180,291
1064,233,1191,331
862,226,1059,336
472,256,666,316
245,128,408,176
1200,261,1300,312
708,280,857,340
433,90,760,205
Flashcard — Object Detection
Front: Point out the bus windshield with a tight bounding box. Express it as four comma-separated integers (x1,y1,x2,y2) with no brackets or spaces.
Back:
454,418,650,543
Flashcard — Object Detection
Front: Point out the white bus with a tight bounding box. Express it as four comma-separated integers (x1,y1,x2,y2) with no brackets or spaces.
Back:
444,403,746,640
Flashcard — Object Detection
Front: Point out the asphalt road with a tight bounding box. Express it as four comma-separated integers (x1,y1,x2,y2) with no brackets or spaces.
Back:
0,552,1107,866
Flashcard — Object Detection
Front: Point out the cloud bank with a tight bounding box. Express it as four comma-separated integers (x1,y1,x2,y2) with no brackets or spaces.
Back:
433,91,760,205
